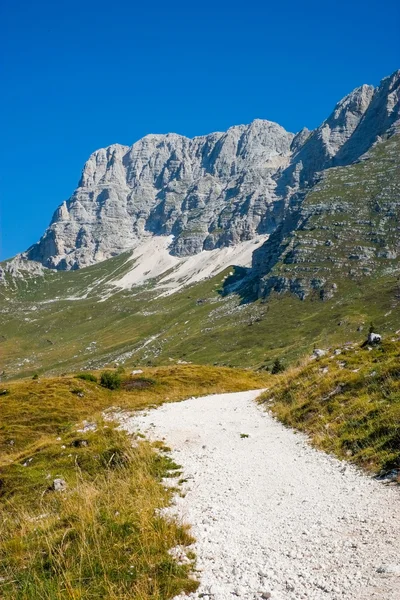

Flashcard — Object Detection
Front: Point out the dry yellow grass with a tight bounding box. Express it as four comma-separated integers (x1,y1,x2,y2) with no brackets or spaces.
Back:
0,364,269,599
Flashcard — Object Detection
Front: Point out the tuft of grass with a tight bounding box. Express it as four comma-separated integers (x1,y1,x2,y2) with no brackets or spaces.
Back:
261,339,400,474
75,372,97,383
0,423,198,599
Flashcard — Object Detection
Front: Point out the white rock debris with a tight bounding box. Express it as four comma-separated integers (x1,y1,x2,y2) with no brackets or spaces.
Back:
110,235,268,294
119,390,400,600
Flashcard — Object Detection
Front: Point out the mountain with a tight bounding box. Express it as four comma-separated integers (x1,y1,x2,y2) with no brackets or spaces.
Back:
251,132,400,301
1,131,399,380
23,71,399,272
1,71,399,380
26,121,294,269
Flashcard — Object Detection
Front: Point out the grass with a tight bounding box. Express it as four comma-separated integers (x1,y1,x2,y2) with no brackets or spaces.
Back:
1,135,399,380
0,340,398,596
0,364,269,599
0,429,196,599
2,259,400,381
75,373,98,383
261,339,400,475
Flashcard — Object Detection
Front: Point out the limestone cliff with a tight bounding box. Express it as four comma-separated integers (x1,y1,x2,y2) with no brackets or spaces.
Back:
26,71,399,272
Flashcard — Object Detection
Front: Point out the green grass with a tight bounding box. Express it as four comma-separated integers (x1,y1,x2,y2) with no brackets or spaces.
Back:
0,365,269,599
261,339,400,474
257,134,400,299
0,135,399,380
1,256,400,381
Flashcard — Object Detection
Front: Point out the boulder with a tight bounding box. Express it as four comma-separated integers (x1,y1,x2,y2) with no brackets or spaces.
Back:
52,478,67,492
313,348,327,359
368,332,382,344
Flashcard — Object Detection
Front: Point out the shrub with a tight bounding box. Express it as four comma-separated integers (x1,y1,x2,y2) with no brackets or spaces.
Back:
100,371,121,390
271,358,285,374
32,373,39,380
75,372,97,383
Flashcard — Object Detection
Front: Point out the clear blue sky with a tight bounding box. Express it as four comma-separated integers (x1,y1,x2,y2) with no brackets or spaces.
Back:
1,0,399,260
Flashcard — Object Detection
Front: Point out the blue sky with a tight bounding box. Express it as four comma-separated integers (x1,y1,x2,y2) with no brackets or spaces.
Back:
1,0,399,260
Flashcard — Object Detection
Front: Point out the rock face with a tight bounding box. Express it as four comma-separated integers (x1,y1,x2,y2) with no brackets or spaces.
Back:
26,71,400,271
252,131,400,300
27,121,294,269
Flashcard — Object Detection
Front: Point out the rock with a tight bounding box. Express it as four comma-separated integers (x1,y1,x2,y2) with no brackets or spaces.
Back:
234,585,246,596
77,420,97,433
19,71,399,278
71,439,88,448
26,121,294,269
335,70,400,165
376,469,399,483
52,478,67,492
377,564,400,576
131,369,143,375
368,332,382,344
252,71,400,302
313,349,327,359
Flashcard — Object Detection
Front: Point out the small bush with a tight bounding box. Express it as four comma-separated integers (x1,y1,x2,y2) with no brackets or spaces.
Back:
100,371,121,390
75,372,97,383
32,373,39,380
271,358,285,374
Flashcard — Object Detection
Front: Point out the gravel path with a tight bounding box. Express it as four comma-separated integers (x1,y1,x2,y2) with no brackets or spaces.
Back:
119,390,400,600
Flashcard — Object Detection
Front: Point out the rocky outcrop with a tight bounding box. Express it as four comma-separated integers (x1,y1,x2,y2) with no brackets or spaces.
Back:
276,84,375,196
0,254,48,283
335,70,400,165
253,131,400,300
26,71,400,272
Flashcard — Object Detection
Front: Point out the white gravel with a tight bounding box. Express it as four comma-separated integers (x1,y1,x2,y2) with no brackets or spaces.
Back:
118,390,400,600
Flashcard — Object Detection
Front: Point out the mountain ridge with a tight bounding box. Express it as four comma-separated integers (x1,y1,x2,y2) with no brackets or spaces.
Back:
21,70,399,274
1,70,399,380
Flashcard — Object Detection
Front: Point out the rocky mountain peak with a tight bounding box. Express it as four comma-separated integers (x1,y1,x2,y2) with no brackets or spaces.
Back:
27,119,294,269
334,69,400,164
25,71,399,271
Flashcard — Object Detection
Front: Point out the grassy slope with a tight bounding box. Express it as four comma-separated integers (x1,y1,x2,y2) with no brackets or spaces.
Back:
1,135,399,379
262,339,400,475
265,133,400,287
0,365,268,599
1,259,400,380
